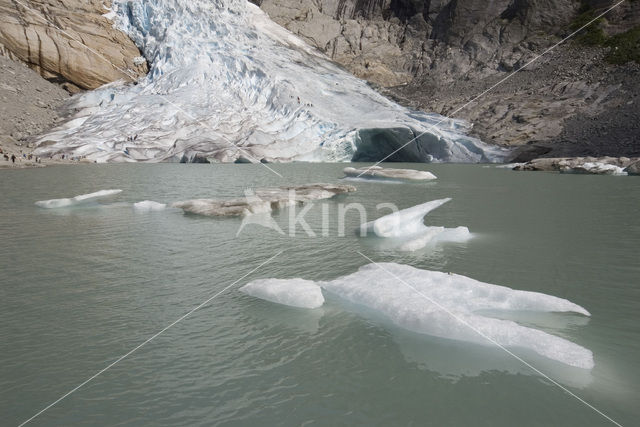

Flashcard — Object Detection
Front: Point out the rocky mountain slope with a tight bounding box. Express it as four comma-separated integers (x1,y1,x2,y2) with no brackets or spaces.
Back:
0,0,147,92
257,0,640,158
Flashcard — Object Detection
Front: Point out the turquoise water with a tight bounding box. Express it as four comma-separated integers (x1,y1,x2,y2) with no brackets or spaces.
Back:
1,163,639,426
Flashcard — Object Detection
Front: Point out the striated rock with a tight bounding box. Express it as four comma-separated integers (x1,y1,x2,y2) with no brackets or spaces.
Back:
513,156,639,175
344,166,436,181
172,184,356,217
0,0,147,90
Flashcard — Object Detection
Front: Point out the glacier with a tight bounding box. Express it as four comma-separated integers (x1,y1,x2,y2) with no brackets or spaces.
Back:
34,0,508,164
242,263,593,369
359,198,471,251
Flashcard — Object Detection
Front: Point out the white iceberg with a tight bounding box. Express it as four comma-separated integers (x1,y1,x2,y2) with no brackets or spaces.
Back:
359,198,471,251
245,263,593,369
344,166,437,181
240,278,324,309
33,0,508,164
35,189,122,209
133,200,167,211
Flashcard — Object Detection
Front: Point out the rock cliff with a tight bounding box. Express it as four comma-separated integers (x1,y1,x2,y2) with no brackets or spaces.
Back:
0,0,147,91
258,0,640,157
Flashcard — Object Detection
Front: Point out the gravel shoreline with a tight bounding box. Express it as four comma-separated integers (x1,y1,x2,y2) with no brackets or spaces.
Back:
0,56,83,169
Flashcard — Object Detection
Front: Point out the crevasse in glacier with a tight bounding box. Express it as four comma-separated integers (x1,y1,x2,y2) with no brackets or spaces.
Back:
35,0,509,163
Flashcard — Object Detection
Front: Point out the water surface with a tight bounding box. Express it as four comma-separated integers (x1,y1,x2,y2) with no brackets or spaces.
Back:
1,163,638,426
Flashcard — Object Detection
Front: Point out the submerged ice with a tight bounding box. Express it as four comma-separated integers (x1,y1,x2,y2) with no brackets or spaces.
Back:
360,198,471,251
34,0,507,163
35,189,122,208
243,263,593,369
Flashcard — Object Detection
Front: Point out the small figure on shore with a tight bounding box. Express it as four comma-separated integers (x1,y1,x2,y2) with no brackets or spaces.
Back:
11,154,16,163
3,154,8,161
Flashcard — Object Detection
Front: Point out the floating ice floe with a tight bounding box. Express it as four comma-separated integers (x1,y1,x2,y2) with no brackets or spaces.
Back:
133,200,167,211
359,198,470,251
344,166,437,181
243,263,593,369
33,0,508,163
559,162,627,175
172,183,355,216
240,278,325,308
35,189,123,208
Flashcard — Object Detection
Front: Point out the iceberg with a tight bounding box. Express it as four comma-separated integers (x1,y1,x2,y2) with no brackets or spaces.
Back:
343,166,437,181
240,278,324,309
559,162,627,175
244,263,593,369
133,200,167,211
172,183,355,217
35,189,122,208
359,198,471,251
34,0,508,164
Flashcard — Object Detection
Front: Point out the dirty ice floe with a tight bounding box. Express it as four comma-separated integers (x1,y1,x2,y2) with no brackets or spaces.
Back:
344,166,437,181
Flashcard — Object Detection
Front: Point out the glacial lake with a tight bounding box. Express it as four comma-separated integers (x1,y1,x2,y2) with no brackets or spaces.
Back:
1,163,639,426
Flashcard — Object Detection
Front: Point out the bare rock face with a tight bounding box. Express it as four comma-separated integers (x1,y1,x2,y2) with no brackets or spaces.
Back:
0,0,148,90
259,0,640,157
257,0,578,87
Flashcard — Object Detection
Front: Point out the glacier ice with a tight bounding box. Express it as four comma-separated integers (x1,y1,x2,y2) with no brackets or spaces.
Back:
172,183,355,216
133,200,167,211
244,263,593,369
240,278,325,309
33,0,508,164
359,198,471,251
344,166,437,181
35,189,122,208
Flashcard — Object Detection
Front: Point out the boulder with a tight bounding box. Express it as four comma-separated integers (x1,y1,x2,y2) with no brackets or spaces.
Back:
624,160,640,175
